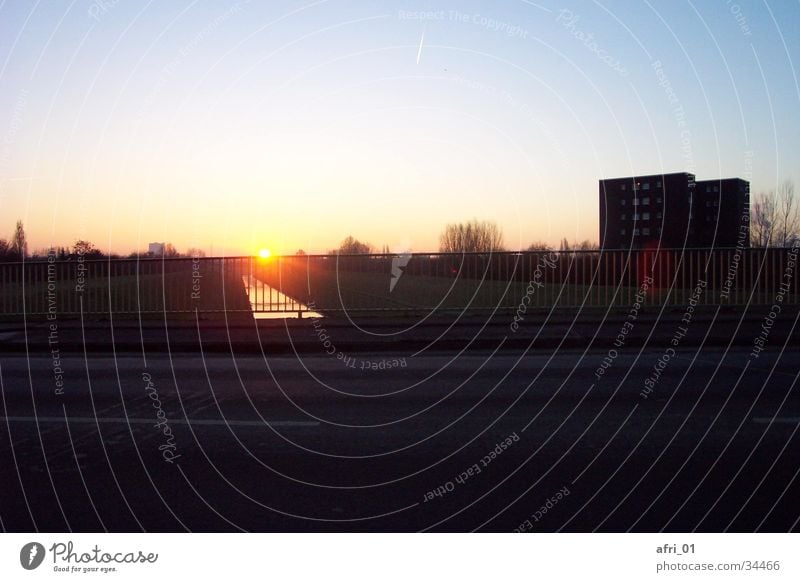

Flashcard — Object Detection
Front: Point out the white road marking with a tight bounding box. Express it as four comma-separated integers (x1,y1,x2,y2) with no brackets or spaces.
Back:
0,416,319,427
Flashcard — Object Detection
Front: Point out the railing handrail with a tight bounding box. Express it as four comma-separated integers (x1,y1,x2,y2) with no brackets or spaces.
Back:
1,246,796,266
1,247,796,316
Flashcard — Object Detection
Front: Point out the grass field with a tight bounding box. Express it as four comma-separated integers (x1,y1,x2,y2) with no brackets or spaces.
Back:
0,261,250,319
1,254,791,320
252,257,755,317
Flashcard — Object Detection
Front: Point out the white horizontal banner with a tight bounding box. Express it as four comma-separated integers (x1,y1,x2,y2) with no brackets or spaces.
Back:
0,534,795,581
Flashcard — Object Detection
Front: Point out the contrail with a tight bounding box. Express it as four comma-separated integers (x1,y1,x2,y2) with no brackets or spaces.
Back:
416,31,425,65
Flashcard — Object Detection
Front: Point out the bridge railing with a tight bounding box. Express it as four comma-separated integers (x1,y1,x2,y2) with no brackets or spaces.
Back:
0,247,797,317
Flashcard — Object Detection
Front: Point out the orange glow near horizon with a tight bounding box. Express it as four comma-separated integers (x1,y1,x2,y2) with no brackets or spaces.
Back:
258,248,272,260
0,3,791,259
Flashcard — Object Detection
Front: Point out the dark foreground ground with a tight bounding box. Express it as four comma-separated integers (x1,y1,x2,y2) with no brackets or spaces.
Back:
0,310,798,532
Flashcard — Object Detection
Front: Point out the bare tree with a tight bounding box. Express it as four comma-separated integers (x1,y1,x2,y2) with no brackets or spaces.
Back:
557,238,598,253
72,239,103,258
186,247,206,258
164,243,180,257
751,181,798,247
0,238,10,261
776,180,799,247
439,219,505,253
334,236,372,254
751,192,775,247
525,241,553,251
10,220,27,259
574,239,599,251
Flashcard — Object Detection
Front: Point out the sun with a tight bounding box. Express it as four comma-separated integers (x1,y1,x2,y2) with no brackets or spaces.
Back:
258,248,272,259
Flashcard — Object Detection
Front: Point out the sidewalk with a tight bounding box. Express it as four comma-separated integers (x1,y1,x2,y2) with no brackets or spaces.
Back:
0,307,796,354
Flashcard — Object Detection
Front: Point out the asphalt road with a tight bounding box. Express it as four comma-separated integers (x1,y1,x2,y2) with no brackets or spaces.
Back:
0,347,798,532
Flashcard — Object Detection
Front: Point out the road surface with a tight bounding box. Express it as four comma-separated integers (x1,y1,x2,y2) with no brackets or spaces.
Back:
1,344,798,532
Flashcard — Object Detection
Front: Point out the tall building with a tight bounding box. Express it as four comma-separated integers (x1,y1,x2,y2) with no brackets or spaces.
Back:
693,178,750,248
599,172,749,249
148,242,165,256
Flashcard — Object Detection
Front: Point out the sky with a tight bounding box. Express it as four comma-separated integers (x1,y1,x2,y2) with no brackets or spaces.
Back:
0,0,798,256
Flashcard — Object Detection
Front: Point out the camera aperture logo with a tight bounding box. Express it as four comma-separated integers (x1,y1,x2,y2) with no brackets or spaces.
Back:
390,251,412,293
20,542,46,570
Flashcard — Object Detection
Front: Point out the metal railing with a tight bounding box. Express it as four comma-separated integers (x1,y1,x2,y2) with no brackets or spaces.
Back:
0,247,797,318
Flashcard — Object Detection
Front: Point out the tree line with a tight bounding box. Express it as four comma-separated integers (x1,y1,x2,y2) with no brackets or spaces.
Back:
3,182,796,262
328,219,597,255
0,221,206,262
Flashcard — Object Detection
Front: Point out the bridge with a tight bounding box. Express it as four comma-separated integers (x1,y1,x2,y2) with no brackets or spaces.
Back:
0,247,797,319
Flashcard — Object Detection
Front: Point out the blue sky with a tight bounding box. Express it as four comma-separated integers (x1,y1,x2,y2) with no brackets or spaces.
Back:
0,0,798,254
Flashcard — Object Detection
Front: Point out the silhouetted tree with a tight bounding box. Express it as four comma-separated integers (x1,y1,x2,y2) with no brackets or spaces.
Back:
439,219,504,253
574,239,598,251
776,180,799,247
751,192,775,247
525,241,553,251
10,220,27,259
72,239,103,258
750,181,799,247
186,247,206,258
0,238,10,261
334,236,372,254
164,243,179,257
558,238,597,253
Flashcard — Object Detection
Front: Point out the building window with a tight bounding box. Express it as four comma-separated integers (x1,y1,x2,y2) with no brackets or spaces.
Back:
620,184,626,191
633,213,641,220
642,183,650,190
656,197,662,204
620,213,626,220
633,228,640,236
620,199,626,206
706,201,712,207
642,212,650,220
620,228,626,235
656,181,662,187
642,227,651,236
713,200,718,207
656,212,662,219
642,197,650,205
714,186,719,192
